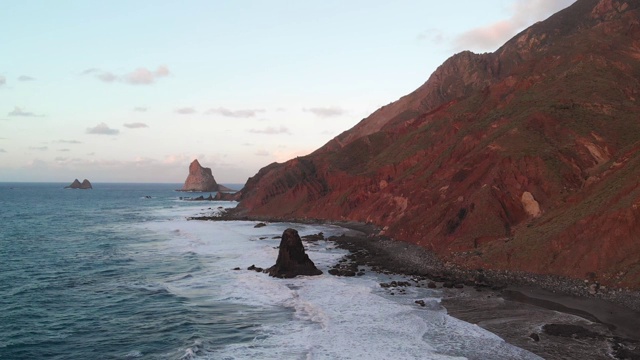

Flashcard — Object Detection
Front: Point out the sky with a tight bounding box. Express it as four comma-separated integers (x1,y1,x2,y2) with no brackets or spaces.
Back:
0,0,576,184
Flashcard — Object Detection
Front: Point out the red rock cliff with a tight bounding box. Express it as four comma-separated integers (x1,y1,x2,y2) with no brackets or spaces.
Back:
236,0,640,288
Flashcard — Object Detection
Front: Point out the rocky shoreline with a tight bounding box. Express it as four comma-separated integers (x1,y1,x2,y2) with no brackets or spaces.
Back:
189,212,640,359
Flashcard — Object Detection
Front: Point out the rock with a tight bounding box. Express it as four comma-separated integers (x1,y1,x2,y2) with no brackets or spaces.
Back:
542,324,601,339
180,159,219,192
247,264,264,272
65,178,92,189
267,228,323,278
233,267,241,270
529,333,540,342
254,222,267,228
415,300,426,307
427,281,437,289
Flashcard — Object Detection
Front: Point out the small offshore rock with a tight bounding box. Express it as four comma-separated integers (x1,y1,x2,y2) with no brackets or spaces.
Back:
254,222,267,228
529,333,540,342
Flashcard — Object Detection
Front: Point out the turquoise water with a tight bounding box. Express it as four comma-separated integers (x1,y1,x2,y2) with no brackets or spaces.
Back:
0,183,269,359
0,183,542,360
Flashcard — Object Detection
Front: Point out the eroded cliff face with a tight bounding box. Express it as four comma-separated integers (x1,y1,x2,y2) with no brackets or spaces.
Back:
181,159,219,192
236,0,640,288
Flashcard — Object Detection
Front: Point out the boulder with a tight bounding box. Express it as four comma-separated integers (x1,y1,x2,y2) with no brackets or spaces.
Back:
181,159,219,192
267,228,323,278
65,178,92,189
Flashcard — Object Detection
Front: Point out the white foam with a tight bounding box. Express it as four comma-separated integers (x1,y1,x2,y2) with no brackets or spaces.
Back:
135,212,541,360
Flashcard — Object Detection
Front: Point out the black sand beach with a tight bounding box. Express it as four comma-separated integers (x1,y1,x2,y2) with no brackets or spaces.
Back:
190,214,640,359
327,222,640,360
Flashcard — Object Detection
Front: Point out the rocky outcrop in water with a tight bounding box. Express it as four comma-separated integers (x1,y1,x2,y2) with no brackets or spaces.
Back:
65,179,92,189
267,228,323,278
180,159,219,192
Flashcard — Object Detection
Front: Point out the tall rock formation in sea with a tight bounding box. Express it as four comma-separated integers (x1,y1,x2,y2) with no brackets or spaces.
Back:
181,159,219,192
233,0,640,288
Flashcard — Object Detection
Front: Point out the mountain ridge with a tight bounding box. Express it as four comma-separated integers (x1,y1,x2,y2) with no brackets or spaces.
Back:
234,0,640,288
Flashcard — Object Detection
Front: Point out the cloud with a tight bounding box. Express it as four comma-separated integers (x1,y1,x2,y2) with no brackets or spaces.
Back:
29,146,48,151
133,107,148,112
125,65,170,85
176,107,196,115
82,65,170,85
0,76,5,86
454,0,576,52
255,150,270,156
8,107,36,117
58,148,70,152
304,107,347,118
86,122,119,135
248,126,291,135
57,139,82,144
417,29,445,44
205,107,265,118
123,122,149,129
18,75,35,81
0,148,6,153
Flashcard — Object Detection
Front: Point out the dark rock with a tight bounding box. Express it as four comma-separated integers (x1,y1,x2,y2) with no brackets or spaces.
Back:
65,178,92,189
443,282,454,288
454,283,464,289
542,324,601,339
247,264,264,272
254,222,267,228
267,228,323,278
415,300,426,307
301,232,325,241
529,333,540,342
427,281,437,288
233,267,241,270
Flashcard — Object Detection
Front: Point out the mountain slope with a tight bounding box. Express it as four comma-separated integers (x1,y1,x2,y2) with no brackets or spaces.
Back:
236,0,640,288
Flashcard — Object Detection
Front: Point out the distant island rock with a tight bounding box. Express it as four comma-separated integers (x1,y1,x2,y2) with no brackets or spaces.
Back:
180,159,230,192
65,179,92,189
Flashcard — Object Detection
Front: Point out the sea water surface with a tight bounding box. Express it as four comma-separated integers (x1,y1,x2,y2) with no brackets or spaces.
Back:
0,183,541,359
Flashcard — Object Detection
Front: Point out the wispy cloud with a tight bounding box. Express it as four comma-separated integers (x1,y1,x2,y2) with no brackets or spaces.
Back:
417,28,445,44
82,65,170,85
123,122,149,129
57,139,82,144
206,107,265,118
86,122,119,135
0,148,6,153
58,148,70,152
255,149,270,156
29,146,48,151
18,75,36,81
133,107,148,112
454,0,576,52
176,107,196,115
8,107,37,117
0,76,5,86
304,107,347,118
248,126,291,135
125,66,170,85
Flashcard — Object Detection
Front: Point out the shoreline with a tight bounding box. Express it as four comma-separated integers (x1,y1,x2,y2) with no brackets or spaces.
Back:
189,212,640,359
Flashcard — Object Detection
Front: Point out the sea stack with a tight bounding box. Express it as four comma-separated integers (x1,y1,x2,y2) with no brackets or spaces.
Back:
181,159,219,192
267,228,323,278
65,179,92,189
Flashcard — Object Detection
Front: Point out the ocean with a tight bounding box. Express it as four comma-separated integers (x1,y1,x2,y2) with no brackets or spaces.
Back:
0,183,541,360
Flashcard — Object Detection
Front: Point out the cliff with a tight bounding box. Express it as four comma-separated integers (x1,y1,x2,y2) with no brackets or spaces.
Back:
235,0,640,288
180,159,220,192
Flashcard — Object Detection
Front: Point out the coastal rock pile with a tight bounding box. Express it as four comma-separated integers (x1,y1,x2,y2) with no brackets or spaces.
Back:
65,179,92,189
267,228,323,278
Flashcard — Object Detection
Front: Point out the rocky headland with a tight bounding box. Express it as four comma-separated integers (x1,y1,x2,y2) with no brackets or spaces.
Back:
228,0,640,290
64,179,92,189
